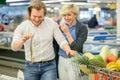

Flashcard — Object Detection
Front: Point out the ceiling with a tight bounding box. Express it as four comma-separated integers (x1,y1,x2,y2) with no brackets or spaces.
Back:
5,0,116,9
6,0,116,3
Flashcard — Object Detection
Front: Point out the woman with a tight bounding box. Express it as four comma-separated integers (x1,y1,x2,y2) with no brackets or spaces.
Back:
58,4,88,80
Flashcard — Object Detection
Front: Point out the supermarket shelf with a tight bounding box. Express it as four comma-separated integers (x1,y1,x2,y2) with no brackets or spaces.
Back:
0,56,25,69
85,41,120,46
0,46,25,77
0,56,25,63
0,55,25,77
0,65,20,77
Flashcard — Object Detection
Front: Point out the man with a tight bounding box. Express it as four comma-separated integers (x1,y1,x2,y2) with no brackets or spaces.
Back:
88,14,98,28
11,0,75,80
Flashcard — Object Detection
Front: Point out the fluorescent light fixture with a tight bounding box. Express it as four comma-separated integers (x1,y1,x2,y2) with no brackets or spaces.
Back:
30,0,61,4
42,1,61,3
29,0,61,4
6,0,27,2
87,0,116,3
58,0,71,1
9,1,61,6
87,0,101,3
61,2,96,6
9,2,30,6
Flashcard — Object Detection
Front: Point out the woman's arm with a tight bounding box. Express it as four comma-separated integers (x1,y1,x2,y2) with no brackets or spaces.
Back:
60,24,74,44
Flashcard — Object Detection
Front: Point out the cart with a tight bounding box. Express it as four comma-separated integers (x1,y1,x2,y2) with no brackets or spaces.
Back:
72,63,120,80
72,54,120,80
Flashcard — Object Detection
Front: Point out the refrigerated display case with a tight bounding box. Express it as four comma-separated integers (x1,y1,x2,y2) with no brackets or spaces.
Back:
0,32,25,77
83,41,120,56
84,29,119,55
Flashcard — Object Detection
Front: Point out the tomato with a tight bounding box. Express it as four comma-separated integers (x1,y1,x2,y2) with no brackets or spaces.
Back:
106,54,117,63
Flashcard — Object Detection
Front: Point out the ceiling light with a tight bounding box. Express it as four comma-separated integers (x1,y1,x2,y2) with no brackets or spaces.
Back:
9,2,30,6
42,1,61,3
61,2,96,6
87,0,116,3
6,0,27,2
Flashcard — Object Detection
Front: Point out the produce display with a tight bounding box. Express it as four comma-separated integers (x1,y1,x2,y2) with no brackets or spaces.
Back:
73,45,120,72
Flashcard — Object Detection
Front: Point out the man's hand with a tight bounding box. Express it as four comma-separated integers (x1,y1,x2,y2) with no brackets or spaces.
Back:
22,33,34,43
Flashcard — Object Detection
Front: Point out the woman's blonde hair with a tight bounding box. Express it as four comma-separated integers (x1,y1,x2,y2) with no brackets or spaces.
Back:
27,0,47,19
60,4,79,17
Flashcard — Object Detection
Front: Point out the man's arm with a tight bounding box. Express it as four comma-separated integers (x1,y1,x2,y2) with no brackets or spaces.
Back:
11,33,33,51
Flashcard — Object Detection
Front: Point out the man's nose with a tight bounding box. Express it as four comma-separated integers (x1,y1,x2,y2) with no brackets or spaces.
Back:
35,17,40,21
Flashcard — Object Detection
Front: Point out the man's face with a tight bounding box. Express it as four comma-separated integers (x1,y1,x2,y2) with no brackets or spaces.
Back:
30,8,44,26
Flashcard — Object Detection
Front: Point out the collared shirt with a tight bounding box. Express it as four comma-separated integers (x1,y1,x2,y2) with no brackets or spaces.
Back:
58,23,76,58
12,17,67,62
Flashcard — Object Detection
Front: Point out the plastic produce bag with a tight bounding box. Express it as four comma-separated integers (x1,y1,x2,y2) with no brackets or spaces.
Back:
17,70,24,80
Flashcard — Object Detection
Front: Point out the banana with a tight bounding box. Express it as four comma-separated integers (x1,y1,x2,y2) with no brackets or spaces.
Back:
116,59,120,70
106,62,119,71
108,67,119,71
106,62,116,68
106,64,117,70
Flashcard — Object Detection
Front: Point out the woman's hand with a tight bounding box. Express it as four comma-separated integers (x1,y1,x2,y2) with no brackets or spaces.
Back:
60,24,69,35
66,49,76,57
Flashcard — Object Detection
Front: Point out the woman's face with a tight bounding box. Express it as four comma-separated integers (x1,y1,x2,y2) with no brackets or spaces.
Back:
30,8,44,26
62,12,76,26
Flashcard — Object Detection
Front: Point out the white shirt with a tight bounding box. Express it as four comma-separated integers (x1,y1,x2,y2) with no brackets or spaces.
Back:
12,17,67,62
